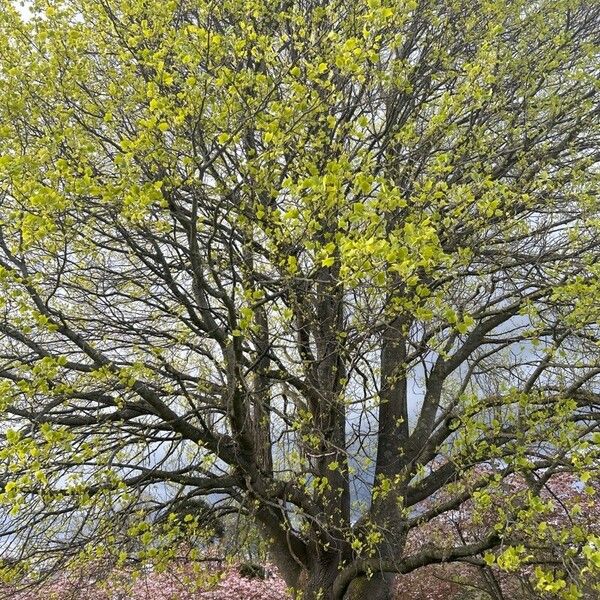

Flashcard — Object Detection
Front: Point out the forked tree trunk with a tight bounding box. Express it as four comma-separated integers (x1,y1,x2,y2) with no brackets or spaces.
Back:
343,573,395,600
294,554,339,600
294,559,395,600
263,509,400,599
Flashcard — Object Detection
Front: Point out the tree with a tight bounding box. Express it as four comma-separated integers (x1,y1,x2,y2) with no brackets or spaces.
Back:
0,0,599,598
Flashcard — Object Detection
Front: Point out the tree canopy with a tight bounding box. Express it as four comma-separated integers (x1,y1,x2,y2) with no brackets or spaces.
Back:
0,1,599,598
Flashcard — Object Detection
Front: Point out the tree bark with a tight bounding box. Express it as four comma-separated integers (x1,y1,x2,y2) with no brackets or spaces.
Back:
343,573,396,600
289,553,396,600
296,553,341,600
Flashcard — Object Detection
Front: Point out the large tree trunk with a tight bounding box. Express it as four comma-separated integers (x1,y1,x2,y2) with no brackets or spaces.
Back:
293,555,395,600
295,553,339,600
300,571,394,600
343,573,396,600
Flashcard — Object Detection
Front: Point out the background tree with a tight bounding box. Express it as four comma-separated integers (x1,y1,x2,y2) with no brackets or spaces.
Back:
0,0,599,598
